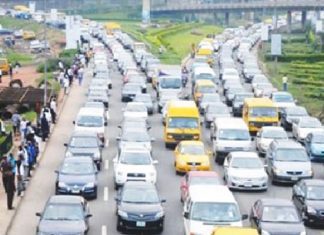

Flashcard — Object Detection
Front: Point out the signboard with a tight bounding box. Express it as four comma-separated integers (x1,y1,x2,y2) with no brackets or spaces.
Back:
316,20,323,33
29,1,36,14
50,9,58,21
65,16,81,49
261,24,269,41
271,34,282,56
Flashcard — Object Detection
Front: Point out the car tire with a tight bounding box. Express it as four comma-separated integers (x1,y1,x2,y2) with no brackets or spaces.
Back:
109,84,112,89
116,220,123,232
96,163,101,171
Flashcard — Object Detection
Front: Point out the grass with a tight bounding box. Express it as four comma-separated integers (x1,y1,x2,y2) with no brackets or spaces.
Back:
22,111,37,122
36,72,61,94
5,49,33,65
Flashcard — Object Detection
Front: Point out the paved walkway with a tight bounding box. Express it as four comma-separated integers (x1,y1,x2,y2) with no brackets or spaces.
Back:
0,67,91,235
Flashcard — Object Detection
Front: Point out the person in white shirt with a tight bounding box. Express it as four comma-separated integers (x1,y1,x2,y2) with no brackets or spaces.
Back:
20,118,27,140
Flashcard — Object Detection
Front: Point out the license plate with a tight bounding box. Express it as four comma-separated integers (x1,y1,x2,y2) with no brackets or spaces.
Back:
136,221,146,227
244,182,252,187
72,189,80,194
291,176,298,181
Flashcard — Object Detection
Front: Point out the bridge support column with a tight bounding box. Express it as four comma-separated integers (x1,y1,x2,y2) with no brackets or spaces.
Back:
287,10,292,34
301,11,307,29
225,12,229,26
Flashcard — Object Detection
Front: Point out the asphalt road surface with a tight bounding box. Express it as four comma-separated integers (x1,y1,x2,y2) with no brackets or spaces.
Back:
8,44,324,235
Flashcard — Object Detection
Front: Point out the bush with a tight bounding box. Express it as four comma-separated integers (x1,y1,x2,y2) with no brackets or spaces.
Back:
37,57,72,73
265,53,324,63
58,49,77,58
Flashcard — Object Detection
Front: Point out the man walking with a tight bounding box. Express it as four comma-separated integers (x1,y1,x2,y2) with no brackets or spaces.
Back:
40,114,49,142
9,63,13,81
0,156,16,210
282,74,288,91
50,98,57,124
12,111,21,137
78,66,84,85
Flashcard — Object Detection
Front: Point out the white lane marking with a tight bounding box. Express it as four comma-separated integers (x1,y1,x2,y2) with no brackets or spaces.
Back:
105,139,109,147
104,187,109,201
101,225,107,235
105,160,109,170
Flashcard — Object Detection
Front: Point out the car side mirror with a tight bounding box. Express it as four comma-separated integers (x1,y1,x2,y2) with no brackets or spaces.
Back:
63,143,68,147
116,136,121,141
256,132,260,137
183,211,189,219
35,212,41,217
118,125,122,128
242,214,248,220
161,199,166,203
54,170,59,174
153,160,159,164
151,137,156,142
86,214,93,218
72,121,75,124
104,121,107,126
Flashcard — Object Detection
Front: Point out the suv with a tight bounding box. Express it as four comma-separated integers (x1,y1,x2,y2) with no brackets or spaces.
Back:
265,140,313,184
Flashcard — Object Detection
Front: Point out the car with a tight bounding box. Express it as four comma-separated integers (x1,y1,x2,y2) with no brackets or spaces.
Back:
115,182,165,233
223,152,268,191
119,116,151,131
198,93,221,114
304,131,324,162
121,83,142,102
36,195,92,235
87,91,109,109
280,106,309,131
174,141,211,174
292,116,323,142
180,171,221,202
204,103,231,128
116,127,154,152
250,198,306,235
113,146,158,189
55,157,98,199
126,74,147,93
254,82,275,97
225,86,245,106
232,92,254,117
123,102,148,119
270,91,296,115
256,126,288,155
133,93,154,115
64,131,104,170
157,90,179,113
292,179,324,227
265,140,313,184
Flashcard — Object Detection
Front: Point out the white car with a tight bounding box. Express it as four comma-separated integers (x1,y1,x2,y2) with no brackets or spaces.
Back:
270,91,296,114
223,152,268,191
123,102,148,119
292,117,323,142
256,126,288,154
113,146,158,189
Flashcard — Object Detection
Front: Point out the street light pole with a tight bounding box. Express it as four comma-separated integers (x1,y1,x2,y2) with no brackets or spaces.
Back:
43,0,48,107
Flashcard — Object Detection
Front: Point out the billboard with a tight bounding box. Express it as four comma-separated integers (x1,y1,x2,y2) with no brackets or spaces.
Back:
271,34,282,56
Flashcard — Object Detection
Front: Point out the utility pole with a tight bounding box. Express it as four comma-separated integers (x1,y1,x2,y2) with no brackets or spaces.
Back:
43,0,48,107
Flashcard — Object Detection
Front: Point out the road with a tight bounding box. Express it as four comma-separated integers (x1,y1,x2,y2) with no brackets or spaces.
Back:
8,44,324,235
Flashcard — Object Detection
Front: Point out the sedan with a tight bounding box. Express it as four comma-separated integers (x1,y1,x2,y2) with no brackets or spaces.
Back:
116,181,165,233
204,103,231,128
180,171,221,202
174,141,211,174
198,93,221,114
55,157,98,199
292,116,323,142
280,106,309,131
292,179,324,227
254,83,275,98
232,92,254,117
134,93,154,115
224,152,268,191
121,83,142,102
36,195,92,235
64,131,104,170
225,86,245,106
256,126,288,155
116,128,154,152
123,102,148,119
250,199,306,235
305,131,324,162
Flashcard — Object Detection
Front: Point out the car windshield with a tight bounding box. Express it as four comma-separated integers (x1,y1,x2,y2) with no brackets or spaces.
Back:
191,202,240,222
235,94,253,102
77,115,103,127
120,152,151,165
287,107,308,116
181,145,205,155
276,149,309,162
43,204,84,221
262,130,287,139
190,176,221,185
61,161,95,175
198,86,215,93
262,206,300,223
160,77,181,89
135,95,151,103
219,129,250,140
126,105,147,112
123,121,146,129
208,105,228,114
70,137,98,148
122,188,160,203
122,131,150,142
168,117,199,129
306,186,324,200
313,134,324,143
124,84,141,91
299,119,321,128
273,94,294,103
196,73,214,81
231,157,263,169
202,95,220,103
249,107,277,117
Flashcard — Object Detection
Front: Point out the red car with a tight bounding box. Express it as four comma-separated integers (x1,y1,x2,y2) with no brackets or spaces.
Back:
180,171,222,202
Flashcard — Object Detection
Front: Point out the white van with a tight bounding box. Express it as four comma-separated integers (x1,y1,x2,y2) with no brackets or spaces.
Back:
74,107,107,143
157,75,182,98
183,185,247,235
211,118,252,165
192,66,217,87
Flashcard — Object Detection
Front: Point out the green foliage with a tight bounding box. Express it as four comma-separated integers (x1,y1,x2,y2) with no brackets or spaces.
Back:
6,51,33,65
59,49,78,58
265,53,324,63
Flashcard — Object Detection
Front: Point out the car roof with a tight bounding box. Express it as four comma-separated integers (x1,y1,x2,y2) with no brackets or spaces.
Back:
229,151,259,158
189,185,236,203
48,195,84,205
123,181,156,189
244,98,275,107
260,198,294,207
272,139,303,148
195,79,216,86
63,156,93,164
71,131,98,137
179,140,204,146
188,171,218,177
214,118,248,128
303,179,324,186
260,126,285,132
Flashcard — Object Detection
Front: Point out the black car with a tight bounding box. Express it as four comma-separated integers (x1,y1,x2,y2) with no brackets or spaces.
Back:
55,157,98,199
115,181,165,233
121,83,142,102
36,195,92,235
280,106,309,131
232,92,254,117
292,179,324,227
250,198,306,235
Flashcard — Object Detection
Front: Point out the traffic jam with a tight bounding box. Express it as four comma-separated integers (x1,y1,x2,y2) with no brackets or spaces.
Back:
34,20,324,235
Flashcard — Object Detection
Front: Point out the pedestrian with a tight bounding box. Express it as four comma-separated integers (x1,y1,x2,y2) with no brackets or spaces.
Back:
50,98,57,124
282,74,288,91
20,117,27,141
41,107,51,124
0,155,16,210
40,114,49,142
9,63,13,80
16,152,25,196
58,71,64,87
58,60,64,72
14,61,21,74
11,111,21,137
7,153,16,177
68,67,73,86
0,68,2,83
22,145,30,178
77,66,84,85
63,76,69,95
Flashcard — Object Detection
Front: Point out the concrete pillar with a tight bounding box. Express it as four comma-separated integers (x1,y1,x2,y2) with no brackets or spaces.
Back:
142,0,150,24
213,12,218,24
301,10,307,29
287,10,292,34
225,12,229,26
316,11,321,20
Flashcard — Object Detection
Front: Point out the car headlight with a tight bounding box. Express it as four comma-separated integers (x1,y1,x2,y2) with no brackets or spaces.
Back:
167,134,173,139
65,151,72,157
273,167,284,175
117,171,123,176
307,206,317,214
58,182,67,188
118,210,128,218
193,135,199,140
261,230,270,235
300,231,306,235
84,182,95,188
149,171,156,177
231,176,242,181
155,211,164,218
305,169,313,176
